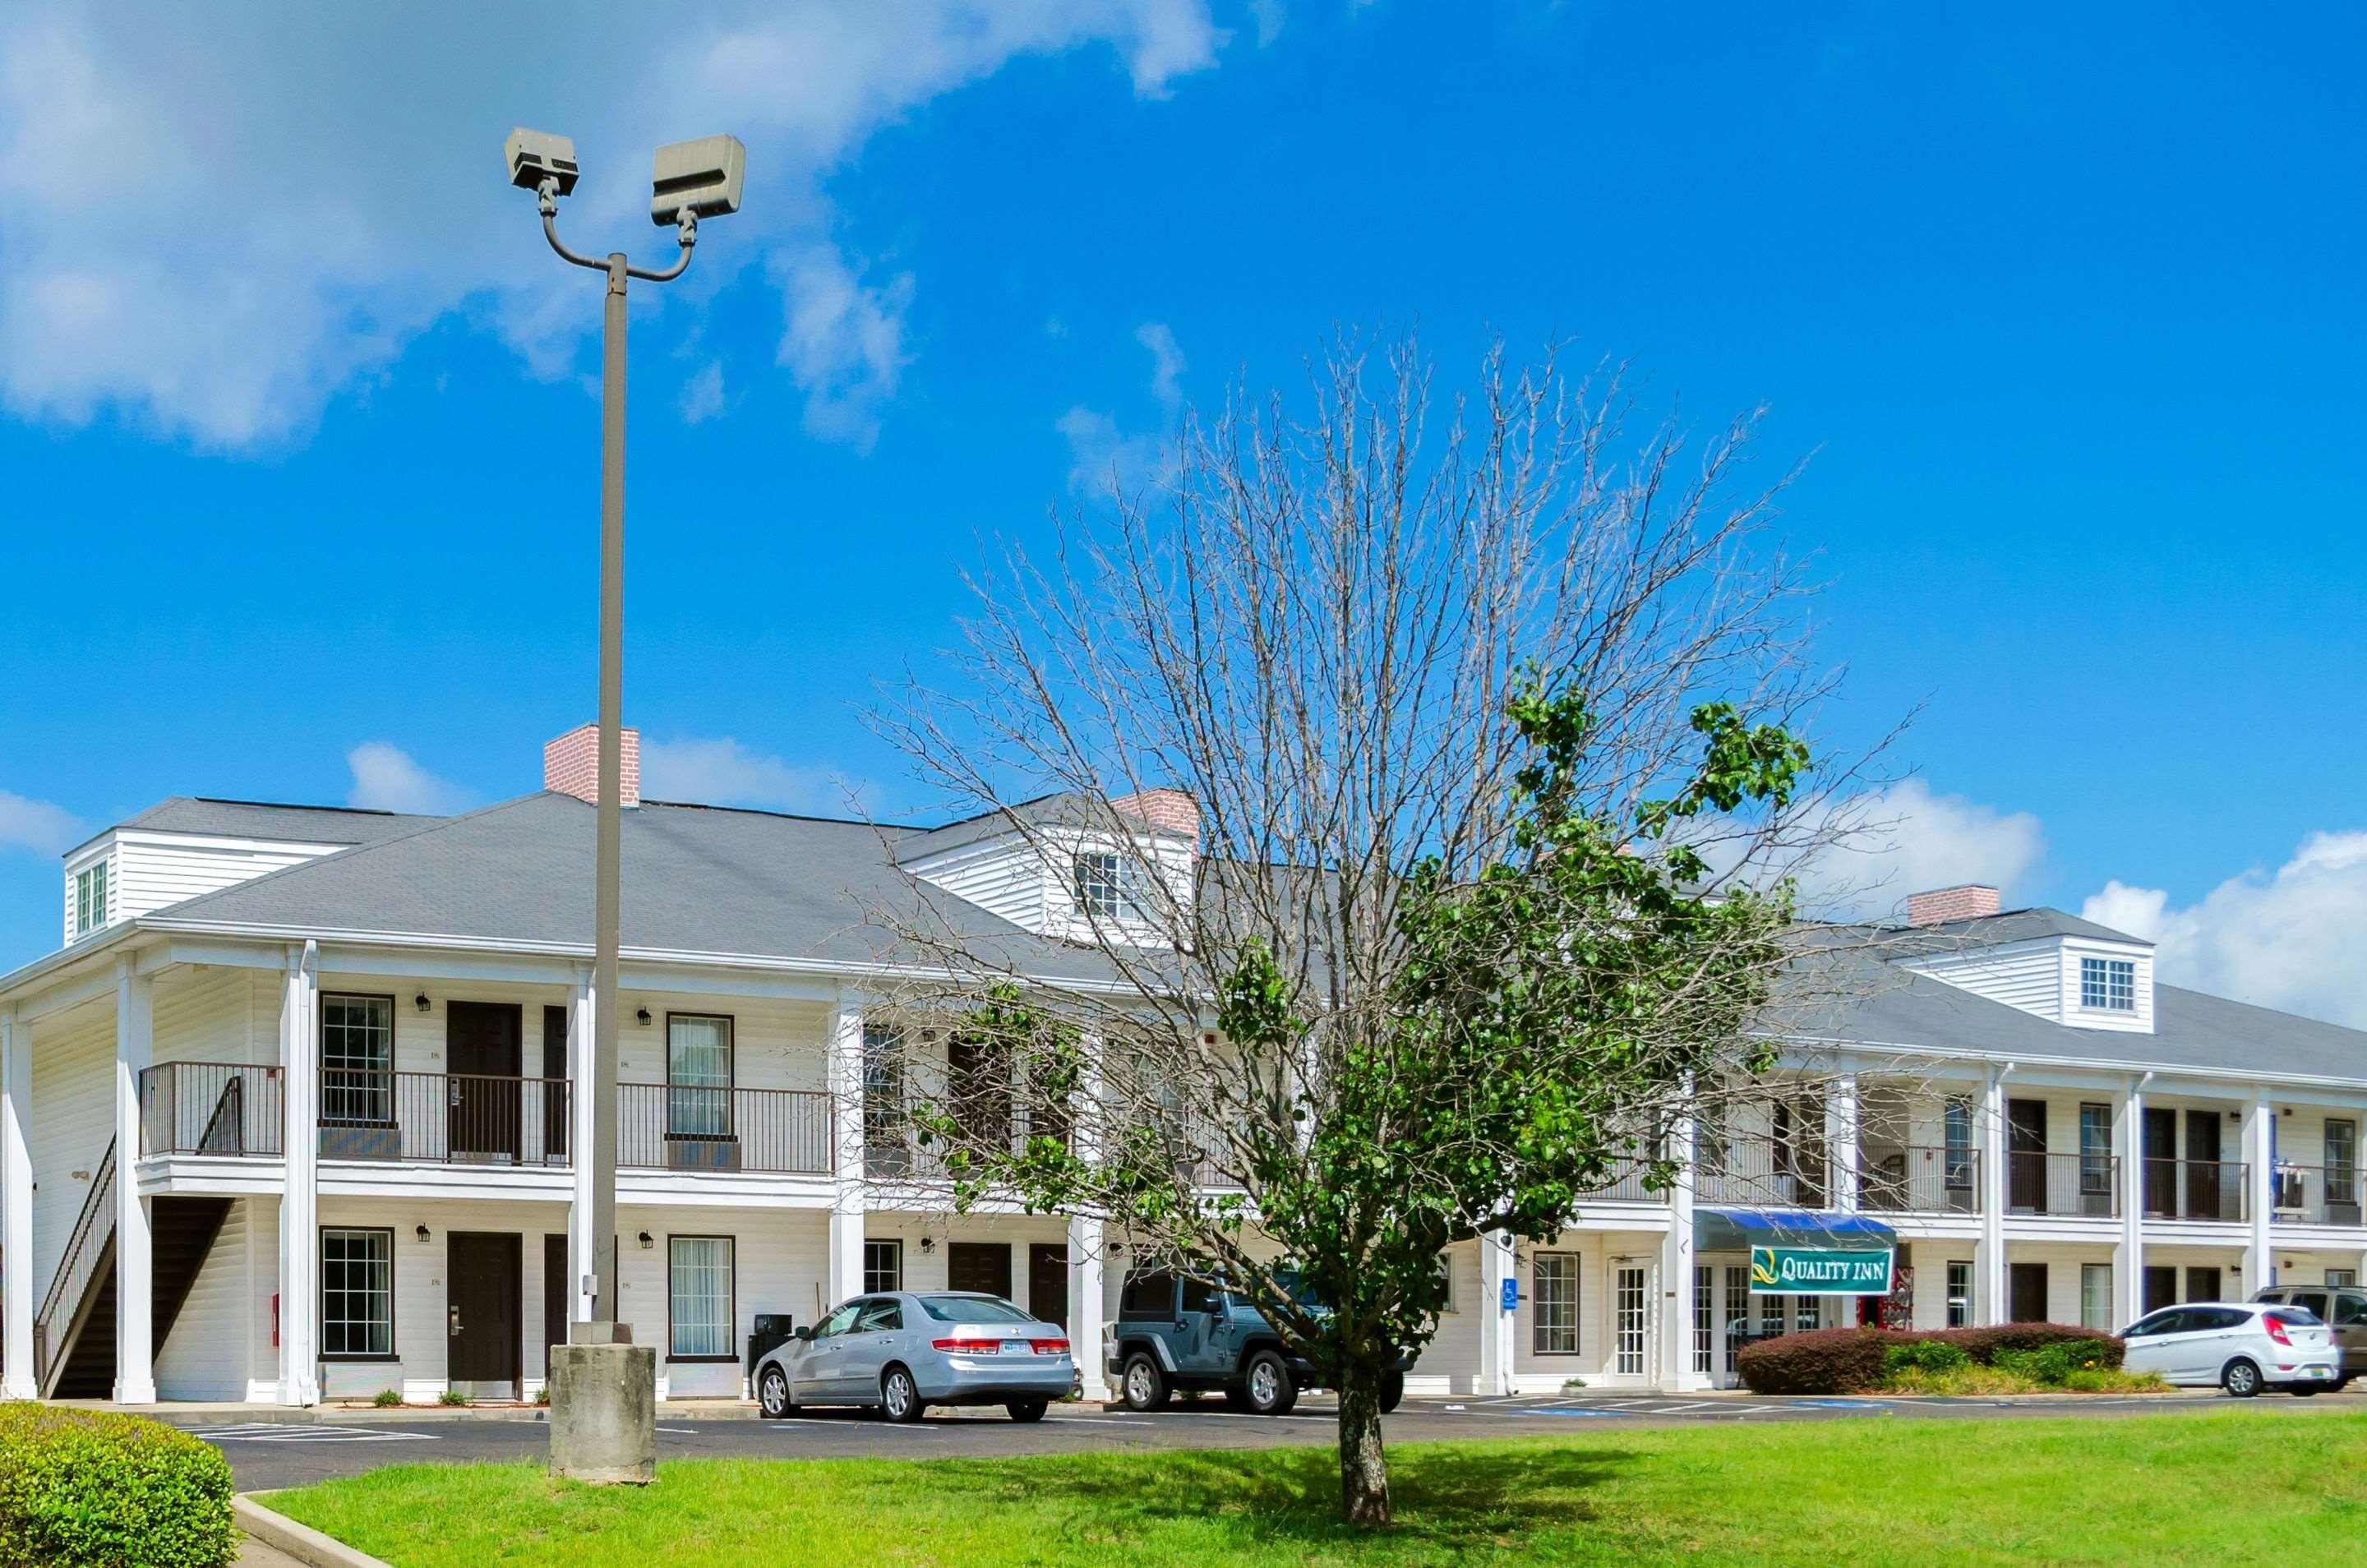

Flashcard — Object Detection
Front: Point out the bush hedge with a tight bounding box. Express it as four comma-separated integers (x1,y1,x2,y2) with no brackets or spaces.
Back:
1737,1322,2125,1395
0,1403,237,1568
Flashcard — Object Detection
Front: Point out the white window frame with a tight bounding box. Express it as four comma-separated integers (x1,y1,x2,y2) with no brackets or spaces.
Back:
2079,956,2136,1012
1071,850,1152,921
2080,1262,2112,1331
1946,1260,1973,1329
863,1238,903,1295
320,1227,394,1360
321,994,395,1126
1531,1252,1580,1355
73,858,110,938
667,1235,735,1361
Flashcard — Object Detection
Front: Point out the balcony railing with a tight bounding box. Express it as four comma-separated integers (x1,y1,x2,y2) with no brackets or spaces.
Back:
139,1061,284,1157
320,1069,570,1166
2270,1164,2362,1227
618,1082,832,1174
2004,1150,2120,1217
1695,1137,1831,1209
2141,1157,2249,1222
1855,1144,1981,1215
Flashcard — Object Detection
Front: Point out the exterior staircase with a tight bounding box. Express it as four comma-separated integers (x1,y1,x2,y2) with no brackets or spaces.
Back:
34,1136,237,1400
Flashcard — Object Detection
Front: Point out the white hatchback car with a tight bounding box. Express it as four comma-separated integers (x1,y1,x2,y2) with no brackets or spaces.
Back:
2120,1302,2339,1396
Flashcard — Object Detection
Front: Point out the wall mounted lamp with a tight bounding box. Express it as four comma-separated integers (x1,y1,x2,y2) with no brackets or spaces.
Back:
919,1237,936,1255
636,1008,653,1025
415,1225,431,1243
415,994,431,1013
638,1230,654,1250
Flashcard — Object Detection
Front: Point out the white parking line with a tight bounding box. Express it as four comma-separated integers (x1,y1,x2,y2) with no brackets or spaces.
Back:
654,1426,697,1434
194,1424,438,1444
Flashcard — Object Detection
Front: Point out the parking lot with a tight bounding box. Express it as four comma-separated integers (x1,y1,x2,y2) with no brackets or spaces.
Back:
190,1387,2355,1491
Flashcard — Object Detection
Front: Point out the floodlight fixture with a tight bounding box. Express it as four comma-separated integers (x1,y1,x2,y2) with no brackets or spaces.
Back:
504,127,579,197
651,135,746,226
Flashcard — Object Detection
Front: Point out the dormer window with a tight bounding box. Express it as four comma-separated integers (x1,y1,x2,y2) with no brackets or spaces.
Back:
1073,851,1150,920
2080,956,2135,1012
73,859,110,937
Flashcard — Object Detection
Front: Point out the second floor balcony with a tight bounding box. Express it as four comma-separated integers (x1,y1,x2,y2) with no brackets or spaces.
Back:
138,1060,832,1177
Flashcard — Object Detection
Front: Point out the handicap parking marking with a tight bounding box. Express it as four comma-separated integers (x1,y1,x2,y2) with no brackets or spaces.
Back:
193,1423,439,1444
1783,1399,1892,1411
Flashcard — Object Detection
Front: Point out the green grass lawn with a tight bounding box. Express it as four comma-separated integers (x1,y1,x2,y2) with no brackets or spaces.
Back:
267,1410,2367,1567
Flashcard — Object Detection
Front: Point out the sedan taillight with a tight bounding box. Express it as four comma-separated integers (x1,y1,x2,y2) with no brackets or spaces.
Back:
2263,1316,2293,1347
932,1338,1004,1354
1031,1338,1070,1356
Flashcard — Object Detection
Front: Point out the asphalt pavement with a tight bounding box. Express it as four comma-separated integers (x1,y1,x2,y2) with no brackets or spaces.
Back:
188,1387,2358,1492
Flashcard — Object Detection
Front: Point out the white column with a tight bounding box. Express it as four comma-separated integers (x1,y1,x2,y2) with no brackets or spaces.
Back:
1,1007,33,1399
825,994,867,1307
1662,1102,1699,1390
1975,1069,2008,1325
2243,1089,2275,1294
1068,1215,1108,1400
114,958,156,1404
568,964,598,1326
1826,1071,1860,1214
2116,1079,2145,1327
1478,1229,1517,1395
278,942,321,1407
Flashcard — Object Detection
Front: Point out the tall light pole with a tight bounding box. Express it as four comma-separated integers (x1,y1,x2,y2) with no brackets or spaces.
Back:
505,127,745,1483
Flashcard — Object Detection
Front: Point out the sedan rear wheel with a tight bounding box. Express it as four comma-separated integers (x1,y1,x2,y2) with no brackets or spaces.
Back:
2222,1358,2263,1399
1122,1352,1171,1412
758,1365,794,1420
882,1365,927,1423
1006,1398,1049,1423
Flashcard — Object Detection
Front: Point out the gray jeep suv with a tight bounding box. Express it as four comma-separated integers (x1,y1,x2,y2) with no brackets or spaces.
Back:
2251,1284,2365,1390
1104,1266,1407,1415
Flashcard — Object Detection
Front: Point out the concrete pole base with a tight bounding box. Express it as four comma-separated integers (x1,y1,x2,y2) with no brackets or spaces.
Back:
549,1341,657,1484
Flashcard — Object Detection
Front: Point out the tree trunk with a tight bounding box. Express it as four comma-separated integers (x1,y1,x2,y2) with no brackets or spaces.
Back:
1336,1363,1392,1524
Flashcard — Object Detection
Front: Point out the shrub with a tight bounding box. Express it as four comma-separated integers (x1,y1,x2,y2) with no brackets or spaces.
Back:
1737,1326,1906,1394
1885,1340,1971,1375
1740,1322,2128,1395
438,1388,469,1407
0,1403,236,1568
371,1388,403,1408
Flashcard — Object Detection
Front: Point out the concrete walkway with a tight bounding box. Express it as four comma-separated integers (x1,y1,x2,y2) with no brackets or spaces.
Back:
237,1536,311,1568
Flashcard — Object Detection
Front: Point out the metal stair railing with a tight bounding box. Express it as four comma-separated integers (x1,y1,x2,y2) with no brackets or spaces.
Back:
32,1134,117,1394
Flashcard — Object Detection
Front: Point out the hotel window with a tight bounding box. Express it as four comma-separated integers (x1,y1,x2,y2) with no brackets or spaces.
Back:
2327,1120,2359,1204
862,1024,909,1174
863,1238,903,1295
1943,1098,1975,1192
1946,1261,1972,1328
668,1236,734,1360
2080,1263,2112,1331
1692,1265,1713,1375
1532,1253,1580,1354
2079,957,2136,1012
2328,1270,2358,1289
1073,851,1154,922
320,1228,394,1359
73,859,109,937
2079,1103,2114,1197
1692,1100,1728,1176
321,994,395,1125
667,1014,734,1137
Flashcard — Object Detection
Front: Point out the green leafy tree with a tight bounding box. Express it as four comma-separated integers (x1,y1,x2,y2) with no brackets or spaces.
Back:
874,335,1839,1523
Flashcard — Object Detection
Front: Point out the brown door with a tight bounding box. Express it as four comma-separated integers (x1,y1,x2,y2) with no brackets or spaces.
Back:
2007,1100,2047,1212
449,1232,522,1388
448,1002,523,1162
1027,1243,1068,1328
947,1242,1013,1300
2185,1266,2222,1303
541,1006,570,1164
2143,1108,2177,1215
2009,1261,2048,1323
2143,1266,2178,1315
2185,1110,2223,1220
543,1234,570,1372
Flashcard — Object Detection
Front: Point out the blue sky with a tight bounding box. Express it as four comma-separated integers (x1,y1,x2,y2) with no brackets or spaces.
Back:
2,2,2362,1021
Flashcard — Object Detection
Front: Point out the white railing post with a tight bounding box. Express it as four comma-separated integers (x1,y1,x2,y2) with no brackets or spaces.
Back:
1,1006,33,1399
279,942,321,1406
114,957,156,1404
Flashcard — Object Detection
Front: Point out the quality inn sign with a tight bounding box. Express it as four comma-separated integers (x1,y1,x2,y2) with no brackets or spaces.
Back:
1748,1245,1894,1296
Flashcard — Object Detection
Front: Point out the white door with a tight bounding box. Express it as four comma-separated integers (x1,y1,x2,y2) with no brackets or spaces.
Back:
1613,1261,1652,1378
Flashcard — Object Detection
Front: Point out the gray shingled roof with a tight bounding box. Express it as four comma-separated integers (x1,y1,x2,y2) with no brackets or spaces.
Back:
143,791,1128,984
90,797,443,852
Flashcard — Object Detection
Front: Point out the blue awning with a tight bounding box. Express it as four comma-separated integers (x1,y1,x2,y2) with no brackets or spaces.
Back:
1694,1207,1898,1253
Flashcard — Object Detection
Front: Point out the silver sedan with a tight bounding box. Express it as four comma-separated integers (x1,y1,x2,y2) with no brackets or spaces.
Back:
754,1291,1076,1423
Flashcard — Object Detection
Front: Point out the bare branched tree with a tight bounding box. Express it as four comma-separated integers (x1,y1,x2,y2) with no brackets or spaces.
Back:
861,334,1885,1523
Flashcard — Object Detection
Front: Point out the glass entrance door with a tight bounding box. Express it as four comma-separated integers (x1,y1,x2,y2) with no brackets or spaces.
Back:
1614,1261,1650,1377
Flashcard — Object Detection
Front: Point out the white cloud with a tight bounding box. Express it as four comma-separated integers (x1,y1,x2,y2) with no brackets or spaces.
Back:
0,789,81,855
1249,0,1288,46
771,244,914,451
641,736,865,815
2083,832,2367,1027
1769,777,2046,920
0,2,1223,451
1059,321,1187,493
345,743,473,815
1137,321,1187,408
679,362,727,424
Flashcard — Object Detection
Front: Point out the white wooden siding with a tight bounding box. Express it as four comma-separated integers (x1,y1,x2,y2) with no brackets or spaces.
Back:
26,1001,114,1293
155,1197,260,1400
61,829,354,948
1899,937,2068,1020
900,836,1053,933
151,969,268,1068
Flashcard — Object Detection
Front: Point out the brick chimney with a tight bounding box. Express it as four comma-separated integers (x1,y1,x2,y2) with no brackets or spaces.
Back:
544,724,640,808
1111,787,1200,842
1906,883,2000,927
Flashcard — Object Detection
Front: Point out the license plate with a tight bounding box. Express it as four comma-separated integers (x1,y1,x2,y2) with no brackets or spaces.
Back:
2307,1366,2332,1378
1001,1340,1029,1355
